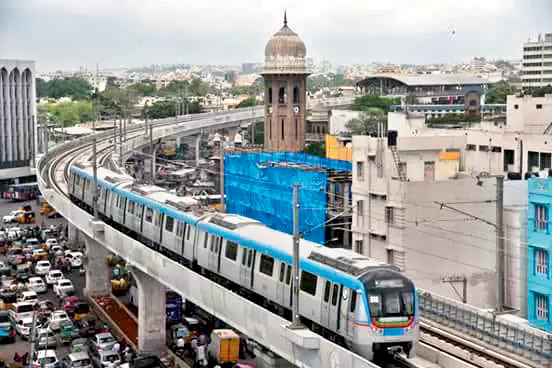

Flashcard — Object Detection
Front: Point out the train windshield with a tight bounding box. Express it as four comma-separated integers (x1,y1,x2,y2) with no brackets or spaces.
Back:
360,269,415,319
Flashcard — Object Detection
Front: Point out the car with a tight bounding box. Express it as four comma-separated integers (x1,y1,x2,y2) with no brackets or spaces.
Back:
88,332,117,352
88,348,120,368
62,352,93,368
3,210,25,224
49,245,63,256
45,238,58,248
25,238,41,248
15,316,33,339
35,300,55,318
45,270,64,286
14,263,31,282
17,290,38,304
32,349,59,368
36,327,58,349
34,260,51,276
47,310,71,331
65,252,84,268
54,279,75,298
74,318,97,338
7,227,23,240
0,310,16,343
27,277,47,294
8,301,35,322
32,249,49,261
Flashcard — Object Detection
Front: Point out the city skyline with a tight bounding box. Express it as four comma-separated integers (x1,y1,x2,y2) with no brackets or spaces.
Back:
1,0,551,72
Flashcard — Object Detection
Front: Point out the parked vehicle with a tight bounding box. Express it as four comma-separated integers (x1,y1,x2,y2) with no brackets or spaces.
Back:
32,349,59,368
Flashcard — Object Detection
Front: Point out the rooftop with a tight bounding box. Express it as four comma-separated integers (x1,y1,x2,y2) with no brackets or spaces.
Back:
357,73,488,87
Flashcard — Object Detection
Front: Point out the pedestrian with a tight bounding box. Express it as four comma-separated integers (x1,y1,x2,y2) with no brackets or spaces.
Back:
113,341,121,354
122,346,132,363
194,344,207,368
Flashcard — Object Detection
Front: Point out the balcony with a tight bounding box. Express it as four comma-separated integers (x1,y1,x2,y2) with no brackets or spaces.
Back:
527,219,552,248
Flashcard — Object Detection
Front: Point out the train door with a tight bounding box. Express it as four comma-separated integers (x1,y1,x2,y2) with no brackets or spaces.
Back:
239,248,254,288
275,262,286,305
320,281,331,328
208,235,221,272
329,283,341,332
344,288,357,340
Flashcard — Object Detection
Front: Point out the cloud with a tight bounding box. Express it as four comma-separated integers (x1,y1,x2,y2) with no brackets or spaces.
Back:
1,0,551,71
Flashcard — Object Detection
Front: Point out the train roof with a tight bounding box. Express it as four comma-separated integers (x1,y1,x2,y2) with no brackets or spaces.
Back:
145,191,199,209
307,247,396,277
71,164,133,186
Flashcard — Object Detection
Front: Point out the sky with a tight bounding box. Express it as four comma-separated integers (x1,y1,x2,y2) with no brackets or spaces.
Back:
1,0,551,72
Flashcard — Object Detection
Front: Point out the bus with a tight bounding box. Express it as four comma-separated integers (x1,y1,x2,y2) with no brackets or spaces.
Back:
2,182,40,201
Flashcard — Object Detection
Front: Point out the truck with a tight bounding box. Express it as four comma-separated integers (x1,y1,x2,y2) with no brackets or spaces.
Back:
207,329,240,366
128,285,182,324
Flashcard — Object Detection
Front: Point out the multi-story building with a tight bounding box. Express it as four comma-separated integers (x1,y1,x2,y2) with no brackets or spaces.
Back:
0,59,37,186
527,178,552,331
522,33,552,89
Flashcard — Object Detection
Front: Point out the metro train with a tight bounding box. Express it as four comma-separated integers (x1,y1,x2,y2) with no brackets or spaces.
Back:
68,163,419,360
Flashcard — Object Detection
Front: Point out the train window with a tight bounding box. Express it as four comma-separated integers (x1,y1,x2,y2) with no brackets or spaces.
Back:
279,263,285,282
145,208,153,222
225,241,238,261
259,255,274,276
247,250,253,267
210,236,216,251
165,216,174,232
204,233,209,248
300,271,317,296
331,284,338,306
154,212,162,226
183,223,188,239
285,265,291,285
186,224,192,240
350,290,357,313
128,201,134,214
324,281,331,303
241,248,247,265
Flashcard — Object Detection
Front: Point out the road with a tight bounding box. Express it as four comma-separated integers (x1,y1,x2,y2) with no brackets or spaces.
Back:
0,198,79,362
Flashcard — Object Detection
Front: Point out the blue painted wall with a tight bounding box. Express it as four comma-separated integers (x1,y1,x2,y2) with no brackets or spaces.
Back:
527,178,552,332
224,152,352,245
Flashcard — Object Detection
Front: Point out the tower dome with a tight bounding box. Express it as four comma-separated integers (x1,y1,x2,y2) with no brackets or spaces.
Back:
261,12,309,75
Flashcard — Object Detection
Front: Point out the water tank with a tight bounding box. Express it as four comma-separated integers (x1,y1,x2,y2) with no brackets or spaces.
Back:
388,130,398,146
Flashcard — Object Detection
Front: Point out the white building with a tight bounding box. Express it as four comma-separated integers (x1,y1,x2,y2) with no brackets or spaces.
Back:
521,33,552,89
0,59,37,184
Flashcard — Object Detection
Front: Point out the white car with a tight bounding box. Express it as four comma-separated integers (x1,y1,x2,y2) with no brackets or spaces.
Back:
28,277,48,293
7,227,23,240
45,238,58,248
15,316,33,338
65,252,83,268
34,260,51,276
17,290,38,305
53,279,75,298
47,310,70,331
33,349,59,368
2,210,24,223
45,270,64,286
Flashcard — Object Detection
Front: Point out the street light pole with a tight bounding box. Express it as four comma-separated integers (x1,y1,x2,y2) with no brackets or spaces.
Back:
496,175,505,312
92,114,99,220
290,184,304,329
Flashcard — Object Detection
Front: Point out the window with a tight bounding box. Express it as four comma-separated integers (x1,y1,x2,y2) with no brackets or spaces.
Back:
281,119,285,140
514,104,519,110
241,249,247,265
259,255,274,276
285,265,291,285
535,204,548,231
324,281,331,302
268,87,272,104
491,146,502,153
350,290,357,312
331,284,339,306
356,161,364,181
203,233,209,248
247,250,253,267
155,212,162,226
355,240,363,254
278,87,285,104
386,249,406,271
385,206,394,224
269,118,272,139
165,216,174,232
300,271,317,295
537,104,543,109
279,263,285,282
295,119,298,140
356,200,364,224
535,293,549,321
186,224,192,240
535,248,549,275
145,208,153,222
225,241,238,261
541,152,551,170
479,145,489,152
293,86,299,104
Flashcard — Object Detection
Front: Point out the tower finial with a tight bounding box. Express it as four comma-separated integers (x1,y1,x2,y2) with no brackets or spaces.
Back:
284,9,287,26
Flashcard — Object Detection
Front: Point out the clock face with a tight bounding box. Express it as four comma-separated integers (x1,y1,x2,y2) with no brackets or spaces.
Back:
293,106,300,114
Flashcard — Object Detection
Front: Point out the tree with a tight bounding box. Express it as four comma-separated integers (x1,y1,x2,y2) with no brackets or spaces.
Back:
351,95,400,112
189,78,210,96
346,109,386,136
46,100,95,126
145,99,202,119
95,86,138,117
236,97,258,108
485,81,517,104
128,80,156,97
303,142,325,157
36,77,92,99
528,85,552,97
157,80,189,97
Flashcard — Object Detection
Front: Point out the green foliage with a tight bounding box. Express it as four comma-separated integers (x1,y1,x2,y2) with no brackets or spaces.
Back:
94,86,138,117
45,100,95,126
253,121,264,145
307,74,355,93
128,79,157,97
36,77,92,99
236,97,258,108
189,78,211,96
144,99,201,119
426,114,480,127
526,85,552,97
351,95,400,112
157,80,189,97
346,110,386,136
303,142,326,157
485,81,517,104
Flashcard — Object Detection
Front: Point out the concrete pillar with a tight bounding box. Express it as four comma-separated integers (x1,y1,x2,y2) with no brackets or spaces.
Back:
195,135,201,166
68,223,79,245
83,236,111,296
131,267,166,355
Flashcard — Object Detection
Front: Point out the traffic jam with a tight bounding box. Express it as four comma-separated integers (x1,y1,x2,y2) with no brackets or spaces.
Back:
0,200,259,368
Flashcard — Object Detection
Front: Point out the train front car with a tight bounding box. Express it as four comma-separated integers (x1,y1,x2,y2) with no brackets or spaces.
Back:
354,268,418,360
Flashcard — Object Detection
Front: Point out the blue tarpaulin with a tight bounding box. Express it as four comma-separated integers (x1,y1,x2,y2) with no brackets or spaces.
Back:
224,152,352,244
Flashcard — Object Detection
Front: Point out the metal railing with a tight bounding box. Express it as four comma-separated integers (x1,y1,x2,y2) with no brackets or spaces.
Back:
418,289,552,366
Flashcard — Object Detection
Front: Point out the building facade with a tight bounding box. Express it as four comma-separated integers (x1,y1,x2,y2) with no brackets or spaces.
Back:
261,13,310,151
522,33,552,89
0,59,37,184
527,178,552,331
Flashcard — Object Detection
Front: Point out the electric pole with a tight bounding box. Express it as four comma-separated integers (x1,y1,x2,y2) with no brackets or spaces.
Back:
220,145,225,212
29,311,37,367
496,175,505,312
119,115,123,166
290,184,304,329
92,112,98,220
149,114,154,184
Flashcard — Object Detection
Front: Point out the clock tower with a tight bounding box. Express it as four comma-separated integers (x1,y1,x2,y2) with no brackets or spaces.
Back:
261,12,310,151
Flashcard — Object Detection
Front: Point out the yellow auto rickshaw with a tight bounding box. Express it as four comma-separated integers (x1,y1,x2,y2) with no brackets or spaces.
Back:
0,291,17,311
72,302,90,321
17,211,35,224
